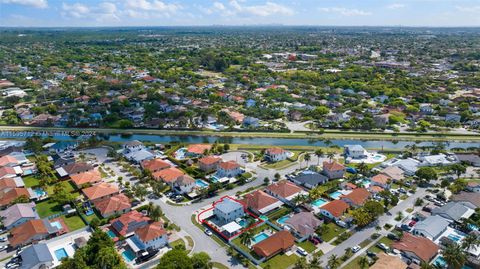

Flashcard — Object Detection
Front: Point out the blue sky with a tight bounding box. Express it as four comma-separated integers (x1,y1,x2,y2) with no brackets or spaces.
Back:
1,0,479,27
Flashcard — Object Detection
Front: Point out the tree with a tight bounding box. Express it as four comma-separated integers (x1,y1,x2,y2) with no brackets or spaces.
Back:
327,254,341,269
327,151,335,161
461,233,480,253
315,149,324,165
351,208,373,227
449,164,466,178
133,184,149,201
51,183,75,205
263,177,270,185
191,252,212,269
442,243,466,269
293,257,309,269
357,256,369,269
274,173,281,181
240,230,252,246
415,167,437,182
149,205,163,221
156,248,193,269
357,162,368,176
304,153,311,168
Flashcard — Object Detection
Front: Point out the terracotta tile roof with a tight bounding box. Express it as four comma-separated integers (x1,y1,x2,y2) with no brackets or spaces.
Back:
110,210,150,236
176,175,195,186
153,167,184,183
82,183,119,201
0,155,18,166
345,182,358,189
242,190,281,212
135,222,167,242
9,219,48,247
0,178,18,191
452,191,480,207
70,169,102,187
320,200,349,217
371,174,390,185
341,188,370,206
186,144,212,155
265,147,286,155
380,166,404,181
265,181,303,199
198,156,221,165
93,193,131,216
218,160,240,170
252,230,295,258
61,162,94,175
369,186,384,193
141,158,171,173
370,253,407,269
0,166,16,179
0,188,30,206
391,233,439,262
323,161,345,171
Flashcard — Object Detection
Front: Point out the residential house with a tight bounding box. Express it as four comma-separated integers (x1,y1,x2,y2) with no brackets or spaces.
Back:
153,167,184,184
344,145,367,159
0,202,37,229
56,162,93,177
242,190,284,215
93,193,131,218
420,154,455,167
174,175,196,194
19,243,54,269
370,253,407,269
0,166,16,180
213,198,245,225
291,172,328,189
0,177,24,192
252,230,295,259
9,219,58,248
110,210,151,237
467,182,480,193
216,161,242,178
374,114,389,128
379,166,404,182
265,180,305,205
0,188,31,207
431,202,475,222
141,158,171,174
124,148,155,164
322,161,345,180
412,215,450,241
186,144,212,157
264,147,289,162
198,156,221,173
130,222,168,251
391,233,439,263
70,169,102,188
451,192,480,209
123,140,144,152
0,155,20,167
340,188,370,208
318,200,350,222
455,154,480,167
371,174,391,189
82,183,119,203
284,212,322,240
243,116,260,128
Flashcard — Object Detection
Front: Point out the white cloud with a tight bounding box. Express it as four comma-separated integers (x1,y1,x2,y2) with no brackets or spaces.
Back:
62,2,119,22
229,0,294,17
456,5,480,13
125,0,180,12
62,2,90,18
387,3,405,9
1,0,47,9
318,7,371,16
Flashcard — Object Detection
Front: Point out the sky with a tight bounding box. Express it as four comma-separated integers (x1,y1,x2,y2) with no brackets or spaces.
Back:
0,0,480,27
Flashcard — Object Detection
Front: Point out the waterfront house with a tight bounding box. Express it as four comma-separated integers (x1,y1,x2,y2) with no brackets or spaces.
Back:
265,180,305,205
264,147,289,162
322,161,345,180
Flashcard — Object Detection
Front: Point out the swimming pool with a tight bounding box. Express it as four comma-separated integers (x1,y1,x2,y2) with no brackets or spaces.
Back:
107,230,116,238
277,215,291,225
434,256,472,269
252,232,269,244
329,191,343,199
311,198,328,207
54,248,68,260
195,179,209,188
211,176,220,183
448,234,462,242
50,221,63,230
175,148,187,160
34,188,47,197
122,249,136,262
373,155,383,160
361,179,371,187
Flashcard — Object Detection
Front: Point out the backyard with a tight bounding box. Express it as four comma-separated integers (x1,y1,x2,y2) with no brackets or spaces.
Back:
319,222,346,242
23,175,40,188
261,253,299,269
36,199,64,218
61,214,86,231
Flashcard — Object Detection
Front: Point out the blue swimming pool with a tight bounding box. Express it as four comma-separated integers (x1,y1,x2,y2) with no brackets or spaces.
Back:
50,221,62,230
211,176,220,183
329,191,343,199
122,249,136,262
311,198,328,207
434,256,472,269
361,179,371,186
468,223,479,231
448,234,462,242
54,248,68,260
277,215,291,225
107,230,116,238
195,179,209,188
252,232,269,244
34,188,47,197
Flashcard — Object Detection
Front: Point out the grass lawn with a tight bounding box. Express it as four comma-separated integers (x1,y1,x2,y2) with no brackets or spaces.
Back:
359,239,372,248
297,240,316,253
261,253,298,269
320,223,346,242
81,208,103,224
23,175,40,188
267,207,292,222
367,237,394,253
61,214,86,231
342,256,364,269
262,159,296,169
36,199,63,218
211,262,229,269
170,239,185,249
46,181,75,195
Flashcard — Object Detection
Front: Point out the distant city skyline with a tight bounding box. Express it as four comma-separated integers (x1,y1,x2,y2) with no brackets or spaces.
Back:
1,0,480,27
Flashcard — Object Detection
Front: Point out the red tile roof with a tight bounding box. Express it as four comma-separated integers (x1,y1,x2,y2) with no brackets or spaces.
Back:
391,233,439,262
341,188,370,206
265,181,303,199
0,188,30,206
9,219,48,247
93,193,131,216
153,167,184,183
371,174,390,185
242,190,281,212
265,147,286,155
0,155,18,166
186,144,212,155
0,166,16,179
70,169,102,187
0,178,18,191
110,210,151,236
218,160,240,170
135,222,167,242
323,161,345,171
82,183,119,201
198,156,221,165
141,158,171,173
252,230,295,258
320,200,349,217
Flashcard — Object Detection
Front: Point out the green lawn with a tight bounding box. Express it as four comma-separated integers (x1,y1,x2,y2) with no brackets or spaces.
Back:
297,240,316,253
262,159,296,169
23,175,40,188
36,200,64,218
61,214,86,231
367,237,394,253
267,207,292,222
342,256,365,269
319,223,346,242
46,181,75,195
261,253,298,269
170,239,185,249
211,262,229,269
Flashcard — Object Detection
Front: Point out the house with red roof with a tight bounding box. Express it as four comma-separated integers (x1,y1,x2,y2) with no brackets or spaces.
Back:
198,156,221,172
318,200,350,222
322,161,345,179
70,169,102,188
0,155,19,167
82,183,119,203
242,190,283,215
265,180,306,205
0,166,16,180
391,233,439,263
152,167,184,184
141,158,171,174
9,219,56,248
93,193,131,218
252,230,295,259
216,161,242,178
110,210,151,237
264,147,289,162
186,144,212,157
129,222,168,251
340,188,370,208
0,188,30,208
371,174,391,189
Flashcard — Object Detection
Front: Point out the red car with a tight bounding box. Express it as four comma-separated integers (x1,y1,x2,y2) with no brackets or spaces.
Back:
408,220,417,227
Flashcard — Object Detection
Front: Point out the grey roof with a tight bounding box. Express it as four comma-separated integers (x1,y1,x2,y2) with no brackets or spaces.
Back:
414,215,450,239
284,212,322,237
345,145,365,151
20,243,53,269
293,172,328,186
124,149,154,163
0,202,36,227
451,192,480,208
215,199,243,213
431,202,471,221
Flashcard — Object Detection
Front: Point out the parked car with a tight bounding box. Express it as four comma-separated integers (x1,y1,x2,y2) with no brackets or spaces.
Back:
297,247,308,256
204,228,213,236
366,251,377,258
408,220,417,227
0,245,7,251
376,243,390,252
351,245,361,253
387,233,400,241
0,237,7,242
398,188,407,194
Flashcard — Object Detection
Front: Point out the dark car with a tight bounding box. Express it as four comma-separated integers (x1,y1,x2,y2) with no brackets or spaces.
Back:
366,251,377,258
387,233,400,241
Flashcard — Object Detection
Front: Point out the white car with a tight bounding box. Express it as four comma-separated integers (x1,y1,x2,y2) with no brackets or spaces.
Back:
204,228,213,236
0,245,7,251
351,245,361,253
296,247,307,256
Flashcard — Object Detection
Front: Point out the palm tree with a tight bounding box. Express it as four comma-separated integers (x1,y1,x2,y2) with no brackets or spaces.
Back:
327,152,335,161
240,230,253,246
357,256,369,269
357,162,368,176
149,205,163,221
304,153,311,168
442,243,467,269
315,149,324,165
327,254,341,269
461,233,480,252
